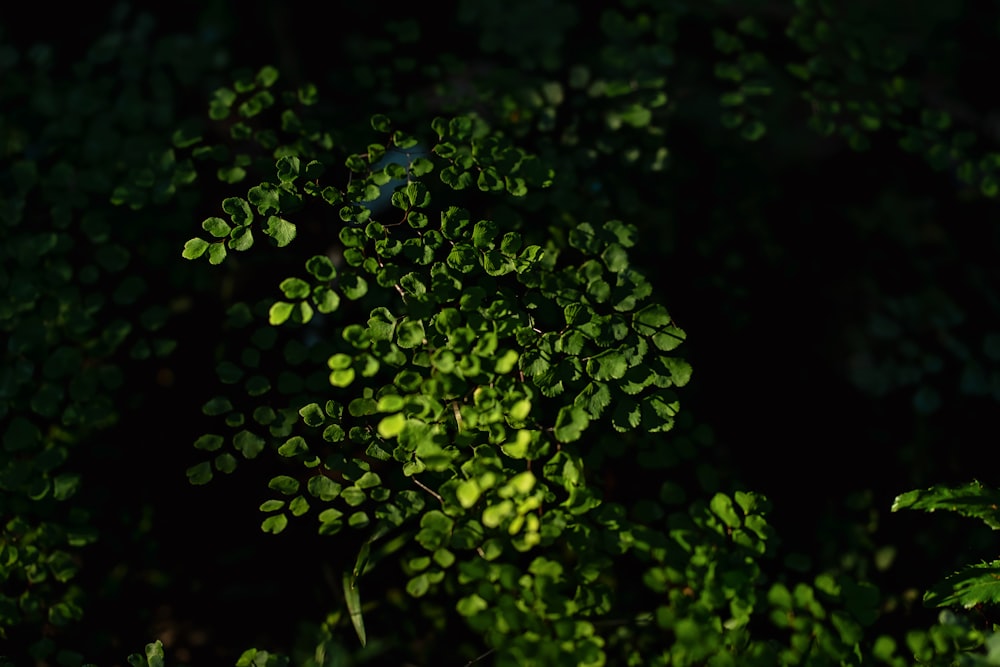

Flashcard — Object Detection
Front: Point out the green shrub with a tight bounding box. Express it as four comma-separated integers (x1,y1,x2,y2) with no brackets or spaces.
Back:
4,1,1000,665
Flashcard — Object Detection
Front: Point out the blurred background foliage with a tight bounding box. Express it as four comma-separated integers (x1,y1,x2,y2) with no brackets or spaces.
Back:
3,0,1000,663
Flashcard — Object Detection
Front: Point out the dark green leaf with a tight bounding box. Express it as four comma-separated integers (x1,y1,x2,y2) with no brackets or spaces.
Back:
892,481,1000,530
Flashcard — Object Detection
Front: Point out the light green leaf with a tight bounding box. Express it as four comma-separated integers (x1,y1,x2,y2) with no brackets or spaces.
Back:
457,594,488,617
308,475,342,501
289,496,310,516
330,368,356,387
269,301,294,325
278,436,308,457
710,493,742,528
378,413,406,439
208,242,227,265
182,237,210,259
261,514,288,534
280,277,310,299
259,499,285,512
248,183,282,215
228,226,254,251
299,402,326,427
368,307,397,341
377,395,406,412
202,217,232,238
344,570,367,646
356,472,382,489
265,215,297,247
456,479,481,508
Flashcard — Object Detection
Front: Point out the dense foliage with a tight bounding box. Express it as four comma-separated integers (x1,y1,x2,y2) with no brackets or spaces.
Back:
5,1,1000,665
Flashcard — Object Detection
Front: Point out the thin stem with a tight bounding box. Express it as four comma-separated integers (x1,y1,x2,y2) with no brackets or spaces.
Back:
412,476,444,503
463,648,496,666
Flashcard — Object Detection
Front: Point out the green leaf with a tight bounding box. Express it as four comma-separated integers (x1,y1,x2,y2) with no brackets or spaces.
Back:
356,472,382,489
194,434,224,451
456,479,481,508
601,243,629,272
182,238,210,259
330,368,356,388
276,156,301,183
202,217,232,238
261,514,289,534
255,65,279,87
710,493,742,528
397,319,426,349
416,510,454,551
260,499,286,512
299,402,326,427
265,216,297,247
457,594,489,617
234,430,266,459
407,573,431,597
476,167,503,192
634,304,686,351
228,226,254,251
313,286,340,314
892,481,1000,529
378,413,406,439
249,183,282,216
269,475,301,495
269,301,294,325
208,242,227,265
554,405,590,443
202,396,233,416
924,562,1000,608
586,349,628,380
308,475,342,501
368,307,397,341
447,244,478,273
441,206,471,240
306,255,337,281
186,462,212,485
222,197,254,226
344,571,367,647
741,120,766,141
214,453,237,473
280,277,310,299
472,220,498,248
482,250,515,276
612,399,641,431
278,436,309,457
